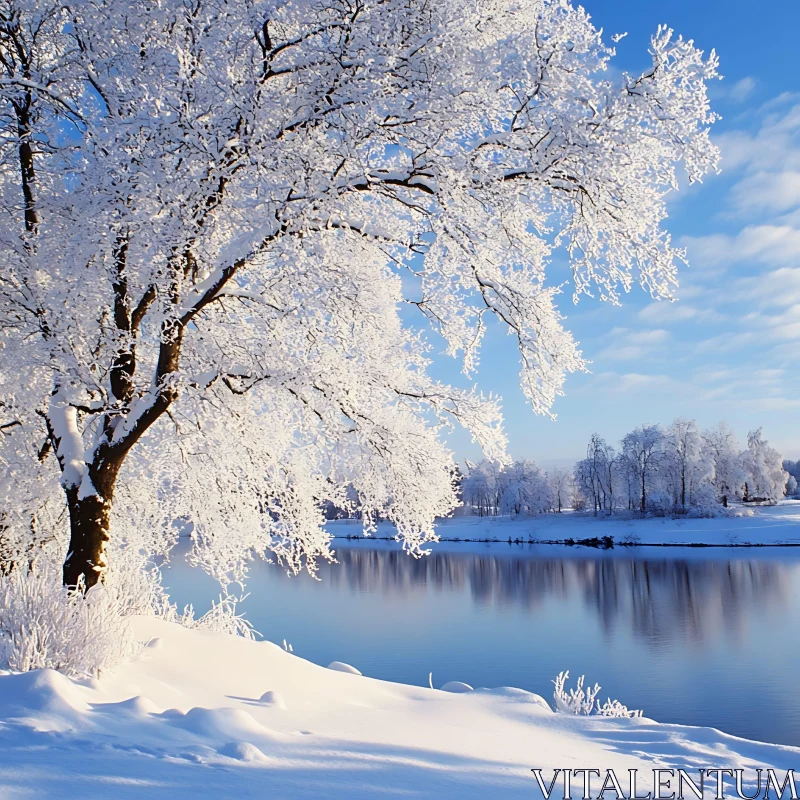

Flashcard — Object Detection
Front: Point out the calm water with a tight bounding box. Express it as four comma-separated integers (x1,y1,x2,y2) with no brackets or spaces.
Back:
162,540,800,747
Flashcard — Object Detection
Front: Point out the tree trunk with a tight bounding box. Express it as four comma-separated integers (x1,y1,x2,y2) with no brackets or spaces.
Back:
62,463,120,590
640,472,646,513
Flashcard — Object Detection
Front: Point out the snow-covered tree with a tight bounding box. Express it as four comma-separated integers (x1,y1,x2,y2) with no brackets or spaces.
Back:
784,460,800,497
461,458,550,516
0,0,720,587
703,422,745,507
498,459,551,515
741,429,789,503
621,425,665,513
662,418,710,510
546,467,573,513
575,434,622,515
461,460,501,517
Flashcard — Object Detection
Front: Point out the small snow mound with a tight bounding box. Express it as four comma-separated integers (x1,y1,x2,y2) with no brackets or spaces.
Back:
327,661,362,675
219,741,270,763
482,687,552,710
145,638,163,649
174,706,268,740
6,668,89,715
108,695,160,716
259,690,286,708
441,681,473,693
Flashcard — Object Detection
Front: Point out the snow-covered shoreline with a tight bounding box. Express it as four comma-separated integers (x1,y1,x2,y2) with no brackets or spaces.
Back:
328,501,800,549
1,615,798,799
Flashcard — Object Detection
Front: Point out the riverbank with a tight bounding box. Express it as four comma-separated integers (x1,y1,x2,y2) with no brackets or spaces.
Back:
328,501,800,548
0,615,796,798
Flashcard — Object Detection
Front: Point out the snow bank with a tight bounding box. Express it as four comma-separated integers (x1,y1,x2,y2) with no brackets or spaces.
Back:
0,617,796,798
329,502,800,548
327,660,362,675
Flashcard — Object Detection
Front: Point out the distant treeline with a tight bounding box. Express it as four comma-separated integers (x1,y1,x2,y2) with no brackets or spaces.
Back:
461,420,794,518
325,420,796,521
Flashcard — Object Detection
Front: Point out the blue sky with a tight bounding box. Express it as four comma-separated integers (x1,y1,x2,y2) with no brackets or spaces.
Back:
434,0,800,468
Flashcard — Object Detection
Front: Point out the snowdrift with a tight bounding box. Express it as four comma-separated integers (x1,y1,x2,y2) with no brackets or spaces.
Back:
0,617,796,798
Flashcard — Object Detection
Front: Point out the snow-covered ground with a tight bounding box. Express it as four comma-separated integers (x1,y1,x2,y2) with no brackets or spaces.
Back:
330,501,800,547
0,615,797,799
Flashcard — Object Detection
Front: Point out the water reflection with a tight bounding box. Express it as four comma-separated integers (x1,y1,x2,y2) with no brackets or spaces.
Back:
286,547,789,648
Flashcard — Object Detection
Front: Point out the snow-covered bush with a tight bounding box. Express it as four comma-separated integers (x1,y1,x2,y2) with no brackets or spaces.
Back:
103,545,178,619
553,671,642,718
597,698,644,719
0,563,139,677
685,484,724,517
645,490,674,516
176,595,258,641
0,535,259,677
103,541,260,640
553,671,600,715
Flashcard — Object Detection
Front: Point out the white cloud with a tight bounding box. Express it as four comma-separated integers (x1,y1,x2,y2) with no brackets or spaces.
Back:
756,304,800,341
683,225,800,268
714,101,800,176
726,303,800,344
596,327,670,362
731,171,800,213
729,76,756,103
748,397,800,412
753,368,786,380
689,366,789,406
638,302,698,322
732,266,800,307
637,301,723,324
767,341,800,363
590,372,675,393
694,332,755,356
671,283,706,300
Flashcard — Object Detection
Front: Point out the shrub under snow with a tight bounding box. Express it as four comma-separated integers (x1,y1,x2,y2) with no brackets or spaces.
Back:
0,543,259,677
0,564,139,677
553,670,642,718
175,594,258,641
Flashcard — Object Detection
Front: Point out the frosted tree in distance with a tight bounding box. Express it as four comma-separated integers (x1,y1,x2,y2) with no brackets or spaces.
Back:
741,429,789,503
498,459,551,515
621,425,665,513
547,468,573,513
703,422,745,507
0,0,720,588
664,418,709,510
